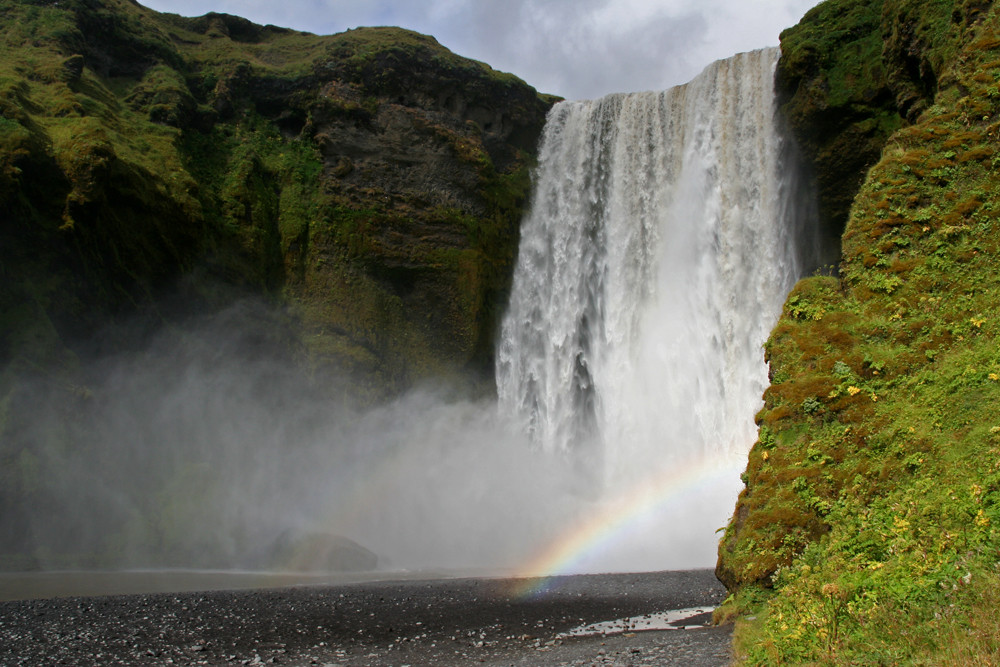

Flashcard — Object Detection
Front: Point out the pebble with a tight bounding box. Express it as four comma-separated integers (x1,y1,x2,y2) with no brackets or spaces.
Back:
0,570,729,666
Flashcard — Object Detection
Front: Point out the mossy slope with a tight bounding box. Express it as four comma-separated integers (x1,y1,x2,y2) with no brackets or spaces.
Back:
718,0,1000,663
0,0,552,395
0,0,552,567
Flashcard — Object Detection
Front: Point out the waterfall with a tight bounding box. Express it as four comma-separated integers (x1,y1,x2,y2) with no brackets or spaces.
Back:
496,48,818,562
3,49,821,581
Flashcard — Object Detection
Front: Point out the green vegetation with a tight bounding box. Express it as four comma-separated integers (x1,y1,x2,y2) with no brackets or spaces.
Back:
774,0,977,244
718,0,1000,663
0,0,551,567
0,0,551,388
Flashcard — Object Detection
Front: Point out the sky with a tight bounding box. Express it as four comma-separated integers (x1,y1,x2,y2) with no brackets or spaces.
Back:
137,0,821,101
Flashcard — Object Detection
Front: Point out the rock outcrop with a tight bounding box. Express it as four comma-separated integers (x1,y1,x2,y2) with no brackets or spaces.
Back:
0,0,553,570
773,0,986,245
0,0,555,398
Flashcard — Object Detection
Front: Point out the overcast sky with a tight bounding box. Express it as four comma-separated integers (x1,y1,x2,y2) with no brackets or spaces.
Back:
137,0,820,101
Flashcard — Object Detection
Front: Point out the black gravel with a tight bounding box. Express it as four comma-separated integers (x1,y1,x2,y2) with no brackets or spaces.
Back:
0,569,731,666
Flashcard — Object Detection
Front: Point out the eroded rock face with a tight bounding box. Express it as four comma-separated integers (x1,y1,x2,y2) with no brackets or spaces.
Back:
0,1,555,401
282,31,553,393
0,1,553,568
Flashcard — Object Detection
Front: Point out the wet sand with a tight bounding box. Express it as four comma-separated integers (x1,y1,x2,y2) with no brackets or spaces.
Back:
0,569,731,666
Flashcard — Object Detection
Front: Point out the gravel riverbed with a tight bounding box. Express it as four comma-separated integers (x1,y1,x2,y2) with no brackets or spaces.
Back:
0,569,731,666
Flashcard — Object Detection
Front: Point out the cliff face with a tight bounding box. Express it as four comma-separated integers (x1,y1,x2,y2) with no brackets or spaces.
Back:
0,0,555,569
0,0,553,397
773,0,987,242
718,0,1000,663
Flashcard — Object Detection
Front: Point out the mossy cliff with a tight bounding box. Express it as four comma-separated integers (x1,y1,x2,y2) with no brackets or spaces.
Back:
0,0,554,569
717,0,1000,662
0,0,554,398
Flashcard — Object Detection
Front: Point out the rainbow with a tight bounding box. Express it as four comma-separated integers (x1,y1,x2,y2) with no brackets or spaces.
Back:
506,455,743,598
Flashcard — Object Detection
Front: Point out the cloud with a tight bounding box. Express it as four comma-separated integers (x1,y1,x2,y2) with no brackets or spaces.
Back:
139,0,819,99
416,0,712,99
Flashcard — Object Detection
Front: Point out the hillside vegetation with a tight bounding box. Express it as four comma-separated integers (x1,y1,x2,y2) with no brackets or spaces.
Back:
717,0,1000,663
0,0,553,396
0,0,552,569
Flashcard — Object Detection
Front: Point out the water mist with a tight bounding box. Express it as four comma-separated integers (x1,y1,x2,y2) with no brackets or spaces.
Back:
496,47,821,573
2,48,821,581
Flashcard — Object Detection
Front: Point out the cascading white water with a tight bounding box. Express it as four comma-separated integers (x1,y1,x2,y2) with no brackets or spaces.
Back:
496,48,819,566
5,49,822,583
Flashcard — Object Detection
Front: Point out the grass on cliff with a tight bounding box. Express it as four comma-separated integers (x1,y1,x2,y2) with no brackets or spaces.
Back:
720,4,1000,664
2,0,549,569
778,0,887,108
0,0,207,220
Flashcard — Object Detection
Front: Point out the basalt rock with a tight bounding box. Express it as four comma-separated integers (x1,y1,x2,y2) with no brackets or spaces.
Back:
0,0,555,401
0,0,553,568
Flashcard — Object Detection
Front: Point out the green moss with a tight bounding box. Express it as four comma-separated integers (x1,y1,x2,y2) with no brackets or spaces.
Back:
325,26,527,91
0,0,553,566
775,0,987,245
778,0,886,104
723,4,1000,663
